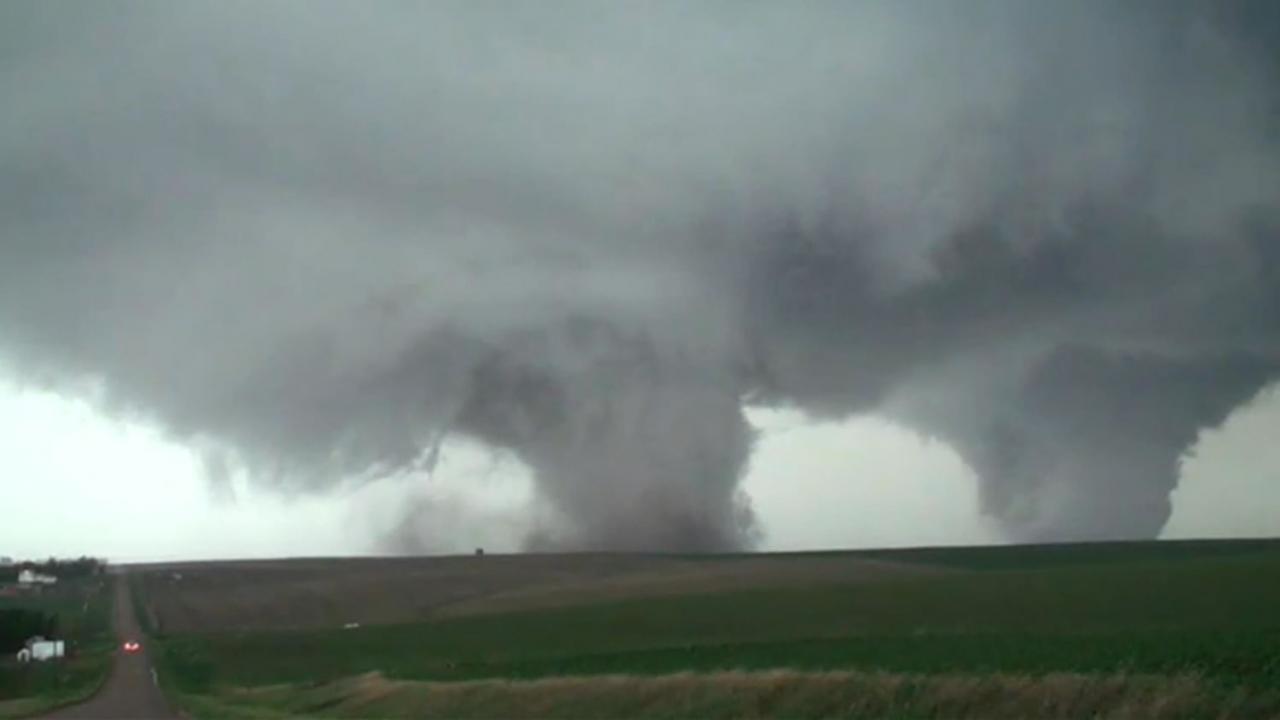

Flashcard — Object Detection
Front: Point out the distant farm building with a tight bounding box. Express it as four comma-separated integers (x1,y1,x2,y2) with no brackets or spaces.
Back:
16,636,65,663
0,556,14,567
18,569,57,586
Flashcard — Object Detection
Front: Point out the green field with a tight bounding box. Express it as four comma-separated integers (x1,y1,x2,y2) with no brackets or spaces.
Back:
136,539,1280,719
0,578,114,719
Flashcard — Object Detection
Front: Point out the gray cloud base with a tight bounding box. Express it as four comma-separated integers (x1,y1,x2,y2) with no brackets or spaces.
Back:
1,1,1277,550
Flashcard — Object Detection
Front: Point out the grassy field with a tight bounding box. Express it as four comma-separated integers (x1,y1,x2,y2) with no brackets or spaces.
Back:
130,552,941,632
167,670,1280,720
132,539,1280,718
0,577,114,719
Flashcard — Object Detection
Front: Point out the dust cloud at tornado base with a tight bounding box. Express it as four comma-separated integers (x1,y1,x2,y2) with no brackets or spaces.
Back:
1,1,1278,551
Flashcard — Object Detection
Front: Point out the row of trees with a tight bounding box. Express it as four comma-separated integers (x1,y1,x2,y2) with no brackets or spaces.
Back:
0,609,58,653
0,557,106,583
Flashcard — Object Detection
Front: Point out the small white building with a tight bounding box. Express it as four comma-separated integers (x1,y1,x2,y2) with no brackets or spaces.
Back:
17,569,57,586
16,636,65,663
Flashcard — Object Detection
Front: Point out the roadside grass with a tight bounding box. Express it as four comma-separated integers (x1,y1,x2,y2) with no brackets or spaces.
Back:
0,653,111,720
128,575,155,636
0,579,114,718
157,669,1280,720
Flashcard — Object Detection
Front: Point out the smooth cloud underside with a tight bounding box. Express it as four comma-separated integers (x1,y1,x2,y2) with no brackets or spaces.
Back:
1,1,1278,550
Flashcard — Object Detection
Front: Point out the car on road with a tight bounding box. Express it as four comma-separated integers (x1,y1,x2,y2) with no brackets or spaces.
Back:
122,641,141,654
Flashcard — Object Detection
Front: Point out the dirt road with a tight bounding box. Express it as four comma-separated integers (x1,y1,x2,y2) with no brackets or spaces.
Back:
43,575,176,719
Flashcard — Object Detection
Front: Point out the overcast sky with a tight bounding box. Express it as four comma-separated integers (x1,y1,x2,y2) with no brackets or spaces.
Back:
2,2,1278,558
2,379,1276,562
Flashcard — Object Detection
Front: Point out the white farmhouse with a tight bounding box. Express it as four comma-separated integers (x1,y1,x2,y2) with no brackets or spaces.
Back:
15,636,65,663
17,569,57,586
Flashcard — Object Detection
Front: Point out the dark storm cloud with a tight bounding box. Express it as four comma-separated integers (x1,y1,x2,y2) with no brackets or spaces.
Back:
1,0,1277,548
